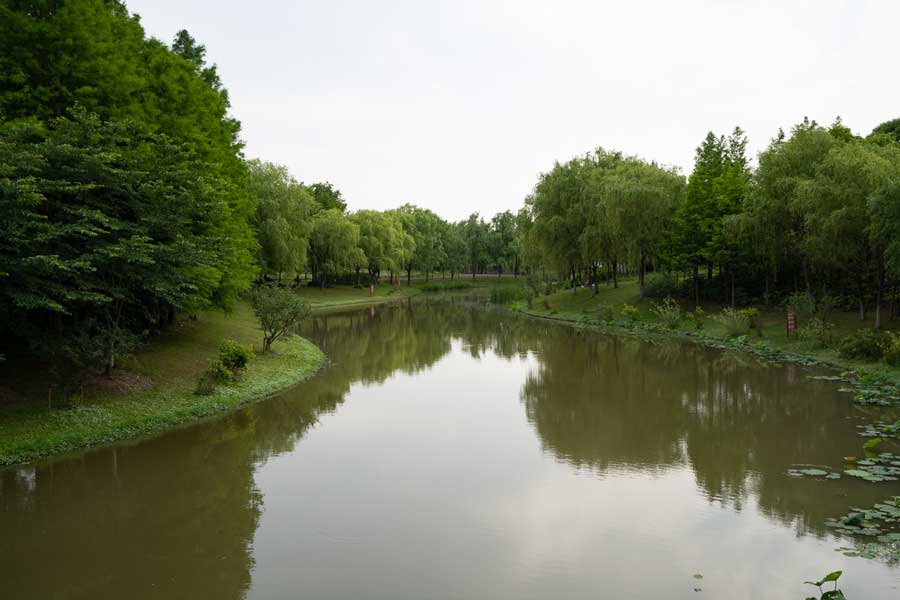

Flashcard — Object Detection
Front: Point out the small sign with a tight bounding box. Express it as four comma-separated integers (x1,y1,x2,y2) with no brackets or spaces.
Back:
786,311,798,337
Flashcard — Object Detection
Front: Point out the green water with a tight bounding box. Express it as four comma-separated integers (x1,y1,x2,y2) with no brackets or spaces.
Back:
2,301,899,599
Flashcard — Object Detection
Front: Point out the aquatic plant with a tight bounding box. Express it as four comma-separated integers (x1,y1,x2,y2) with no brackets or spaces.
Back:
803,570,845,600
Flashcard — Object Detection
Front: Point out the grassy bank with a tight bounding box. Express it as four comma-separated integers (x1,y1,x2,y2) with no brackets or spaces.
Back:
0,303,325,466
297,281,420,308
513,278,900,380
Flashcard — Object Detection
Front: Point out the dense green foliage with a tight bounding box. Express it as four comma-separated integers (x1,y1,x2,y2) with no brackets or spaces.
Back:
4,0,900,390
521,120,900,333
249,284,311,353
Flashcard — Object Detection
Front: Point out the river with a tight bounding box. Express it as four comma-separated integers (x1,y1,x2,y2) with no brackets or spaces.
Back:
2,301,899,599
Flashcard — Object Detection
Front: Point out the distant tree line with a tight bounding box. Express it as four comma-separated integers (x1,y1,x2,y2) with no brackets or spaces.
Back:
521,120,900,330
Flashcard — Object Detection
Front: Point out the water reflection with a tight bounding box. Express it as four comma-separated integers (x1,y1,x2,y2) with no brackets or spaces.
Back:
1,301,898,599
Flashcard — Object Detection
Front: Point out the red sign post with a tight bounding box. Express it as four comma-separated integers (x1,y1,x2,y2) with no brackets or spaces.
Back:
786,311,798,338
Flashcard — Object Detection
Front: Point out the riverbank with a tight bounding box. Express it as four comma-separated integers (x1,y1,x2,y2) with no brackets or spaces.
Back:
504,279,900,378
0,303,325,466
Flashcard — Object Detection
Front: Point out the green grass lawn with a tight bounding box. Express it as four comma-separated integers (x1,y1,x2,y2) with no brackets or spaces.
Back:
520,277,900,380
0,302,325,466
297,281,419,306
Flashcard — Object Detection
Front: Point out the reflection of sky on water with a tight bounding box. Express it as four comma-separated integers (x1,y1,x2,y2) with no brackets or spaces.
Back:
3,304,899,599
249,337,900,599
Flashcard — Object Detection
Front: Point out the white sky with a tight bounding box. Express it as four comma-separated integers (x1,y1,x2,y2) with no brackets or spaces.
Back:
127,0,898,221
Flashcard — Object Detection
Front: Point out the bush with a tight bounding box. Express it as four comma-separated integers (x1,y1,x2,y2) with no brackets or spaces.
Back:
489,285,525,305
195,358,233,395
651,297,682,329
620,304,640,322
882,332,900,366
643,272,680,299
594,304,615,323
785,291,816,320
692,306,705,330
838,329,885,362
219,339,254,374
799,318,836,348
738,307,762,336
714,307,750,337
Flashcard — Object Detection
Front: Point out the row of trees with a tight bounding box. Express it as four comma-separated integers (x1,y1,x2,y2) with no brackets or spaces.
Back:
0,0,526,381
521,119,900,329
4,0,900,385
250,157,524,287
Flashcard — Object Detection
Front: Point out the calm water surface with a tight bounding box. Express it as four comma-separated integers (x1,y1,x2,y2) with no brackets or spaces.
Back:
2,301,900,599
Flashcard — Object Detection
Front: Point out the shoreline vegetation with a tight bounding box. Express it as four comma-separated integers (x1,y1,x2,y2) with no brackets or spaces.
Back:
2,279,897,468
0,283,417,467
0,303,324,467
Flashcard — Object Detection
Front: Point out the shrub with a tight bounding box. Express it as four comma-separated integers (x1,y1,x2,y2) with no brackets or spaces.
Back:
693,306,705,330
738,307,762,336
195,358,233,395
620,304,640,322
785,291,816,320
594,304,615,323
714,307,750,337
490,285,525,305
799,318,836,349
643,272,680,299
882,332,900,366
838,329,885,362
219,339,254,374
651,297,682,329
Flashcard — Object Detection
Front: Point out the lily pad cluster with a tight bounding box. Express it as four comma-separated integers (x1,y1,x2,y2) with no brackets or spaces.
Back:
826,497,900,562
825,496,900,560
832,369,900,407
843,453,900,482
859,420,900,440
787,466,841,479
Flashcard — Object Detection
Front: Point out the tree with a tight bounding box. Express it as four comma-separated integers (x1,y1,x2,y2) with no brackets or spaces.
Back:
488,211,519,276
396,205,446,283
0,108,257,376
249,285,311,353
306,182,347,212
307,209,361,288
352,210,405,284
870,118,900,143
248,160,317,282
461,213,490,279
440,221,468,279
670,132,726,301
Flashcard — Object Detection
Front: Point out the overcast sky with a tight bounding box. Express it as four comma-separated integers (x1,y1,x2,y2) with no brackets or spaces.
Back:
127,0,897,220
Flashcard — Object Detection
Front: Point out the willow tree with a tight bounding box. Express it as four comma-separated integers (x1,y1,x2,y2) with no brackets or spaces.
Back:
308,210,361,288
249,160,317,282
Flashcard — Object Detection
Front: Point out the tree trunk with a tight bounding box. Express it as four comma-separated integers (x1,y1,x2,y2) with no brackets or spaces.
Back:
638,253,645,295
694,265,700,306
730,271,736,308
875,264,885,330
612,258,619,289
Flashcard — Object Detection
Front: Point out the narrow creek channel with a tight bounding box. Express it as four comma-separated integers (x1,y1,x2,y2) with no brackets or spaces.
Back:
2,301,899,599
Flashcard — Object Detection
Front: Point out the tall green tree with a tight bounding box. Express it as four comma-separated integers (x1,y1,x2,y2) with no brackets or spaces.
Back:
307,209,361,288
248,160,317,282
